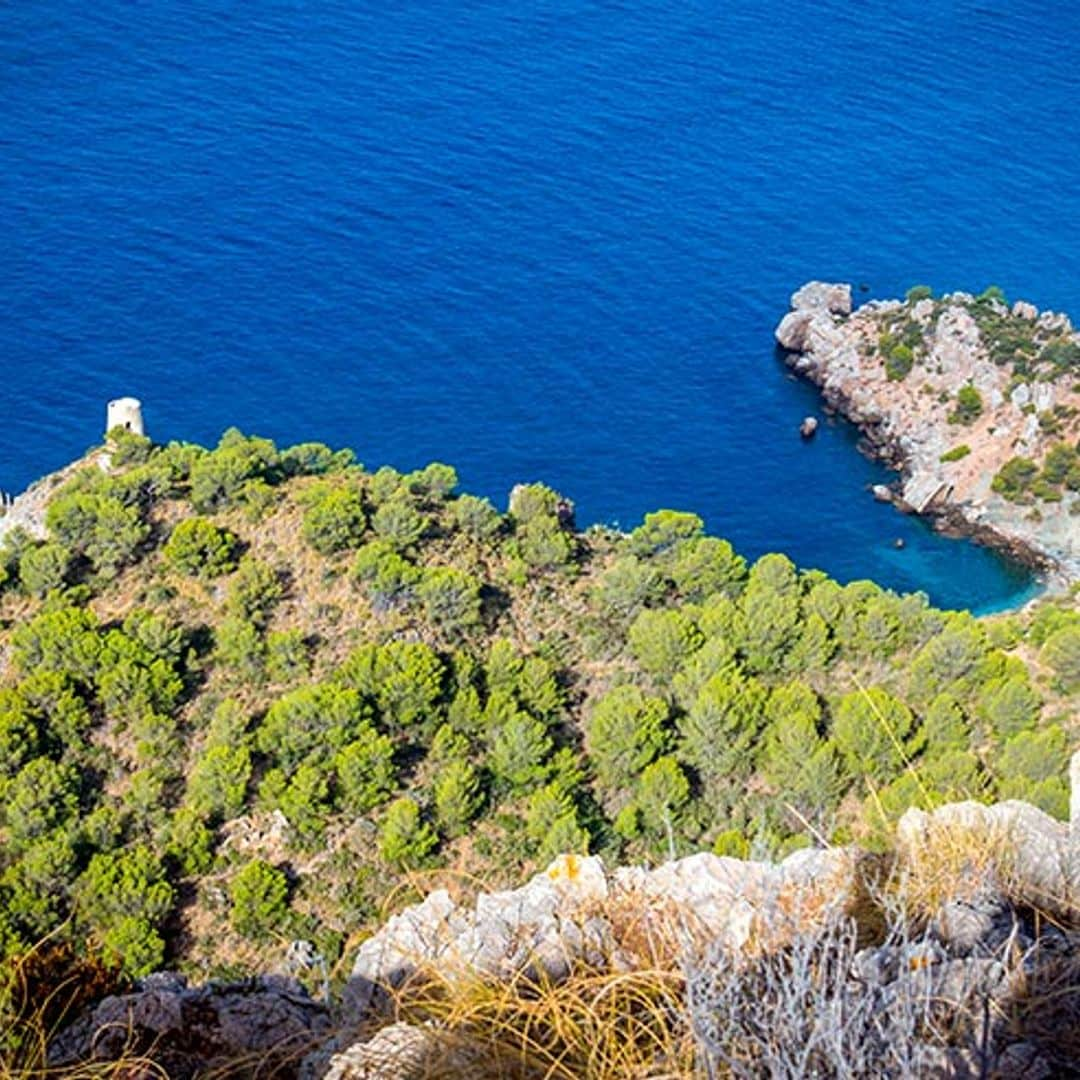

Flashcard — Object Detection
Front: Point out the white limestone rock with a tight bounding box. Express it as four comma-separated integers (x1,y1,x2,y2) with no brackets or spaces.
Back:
791,280,852,315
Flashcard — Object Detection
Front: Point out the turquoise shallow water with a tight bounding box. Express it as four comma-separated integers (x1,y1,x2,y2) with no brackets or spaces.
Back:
4,1,1078,610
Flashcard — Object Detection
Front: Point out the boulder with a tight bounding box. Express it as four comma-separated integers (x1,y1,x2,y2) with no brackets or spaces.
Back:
313,1022,464,1080
775,308,818,351
791,281,853,316
1012,300,1038,321
911,297,935,322
49,975,329,1078
929,306,983,381
347,888,467,1014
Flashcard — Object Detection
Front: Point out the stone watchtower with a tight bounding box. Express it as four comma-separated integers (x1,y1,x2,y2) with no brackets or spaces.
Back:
106,397,145,438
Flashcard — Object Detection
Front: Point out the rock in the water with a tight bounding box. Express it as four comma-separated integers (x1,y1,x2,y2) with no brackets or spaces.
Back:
791,281,853,315
872,484,893,503
800,416,819,437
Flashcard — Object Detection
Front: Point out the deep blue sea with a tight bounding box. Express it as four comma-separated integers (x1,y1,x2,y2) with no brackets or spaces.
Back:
4,1,1078,612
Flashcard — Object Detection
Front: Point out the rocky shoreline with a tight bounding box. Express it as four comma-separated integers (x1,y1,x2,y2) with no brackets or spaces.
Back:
776,282,1080,591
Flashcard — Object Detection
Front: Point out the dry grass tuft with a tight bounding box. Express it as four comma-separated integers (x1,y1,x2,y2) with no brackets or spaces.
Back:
0,937,132,1079
893,818,1023,918
389,962,697,1079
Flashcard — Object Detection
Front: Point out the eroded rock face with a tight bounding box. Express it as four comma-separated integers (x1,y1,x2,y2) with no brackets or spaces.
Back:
791,280,853,316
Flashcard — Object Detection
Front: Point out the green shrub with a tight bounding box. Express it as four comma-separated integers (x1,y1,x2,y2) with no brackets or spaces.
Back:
229,859,289,938
991,457,1039,501
18,542,71,598
301,484,367,555
352,541,419,610
629,510,704,557
163,517,239,577
372,494,428,550
905,285,933,303
378,797,438,867
226,557,283,626
107,428,154,466
948,384,983,425
281,441,355,476
508,483,561,525
451,494,503,540
189,429,279,513
433,758,483,837
417,566,482,634
46,491,149,575
939,444,971,463
334,730,397,815
405,462,458,500
884,344,914,381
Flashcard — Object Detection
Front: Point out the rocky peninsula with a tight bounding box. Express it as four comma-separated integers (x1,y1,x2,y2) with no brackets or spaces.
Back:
776,282,1080,586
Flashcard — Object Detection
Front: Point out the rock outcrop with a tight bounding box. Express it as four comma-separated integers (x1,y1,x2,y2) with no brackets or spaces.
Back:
344,846,854,1018
0,452,102,546
775,282,1080,584
49,973,330,1078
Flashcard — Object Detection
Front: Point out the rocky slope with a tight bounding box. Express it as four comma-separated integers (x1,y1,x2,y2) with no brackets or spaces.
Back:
49,761,1080,1078
776,282,1080,584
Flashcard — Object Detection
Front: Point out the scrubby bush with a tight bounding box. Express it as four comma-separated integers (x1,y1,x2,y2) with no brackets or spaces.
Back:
164,517,238,577
452,494,503,539
992,456,1039,501
18,542,71,598
939,444,970,463
418,567,482,634
229,859,289,939
948,384,983,425
884,343,914,381
189,429,279,513
378,797,438,867
225,557,283,625
353,540,419,610
46,491,148,575
301,484,367,554
372,493,428,550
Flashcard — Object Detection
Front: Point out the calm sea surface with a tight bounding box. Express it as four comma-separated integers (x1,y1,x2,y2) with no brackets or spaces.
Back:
4,1,1079,611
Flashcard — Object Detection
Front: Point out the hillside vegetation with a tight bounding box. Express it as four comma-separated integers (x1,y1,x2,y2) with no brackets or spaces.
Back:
0,427,1077,985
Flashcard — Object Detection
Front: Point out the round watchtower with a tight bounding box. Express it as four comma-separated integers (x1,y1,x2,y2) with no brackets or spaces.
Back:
106,397,145,438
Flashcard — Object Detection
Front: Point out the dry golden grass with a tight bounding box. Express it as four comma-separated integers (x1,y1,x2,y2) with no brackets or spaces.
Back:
388,963,697,1080
893,817,1024,917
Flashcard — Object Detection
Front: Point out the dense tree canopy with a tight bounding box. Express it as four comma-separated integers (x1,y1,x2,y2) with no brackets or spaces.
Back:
0,428,1073,992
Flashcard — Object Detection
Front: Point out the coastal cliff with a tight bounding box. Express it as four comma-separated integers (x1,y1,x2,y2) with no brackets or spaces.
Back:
776,282,1080,583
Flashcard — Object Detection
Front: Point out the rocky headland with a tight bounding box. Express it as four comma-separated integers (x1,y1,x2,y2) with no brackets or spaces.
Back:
776,282,1080,586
